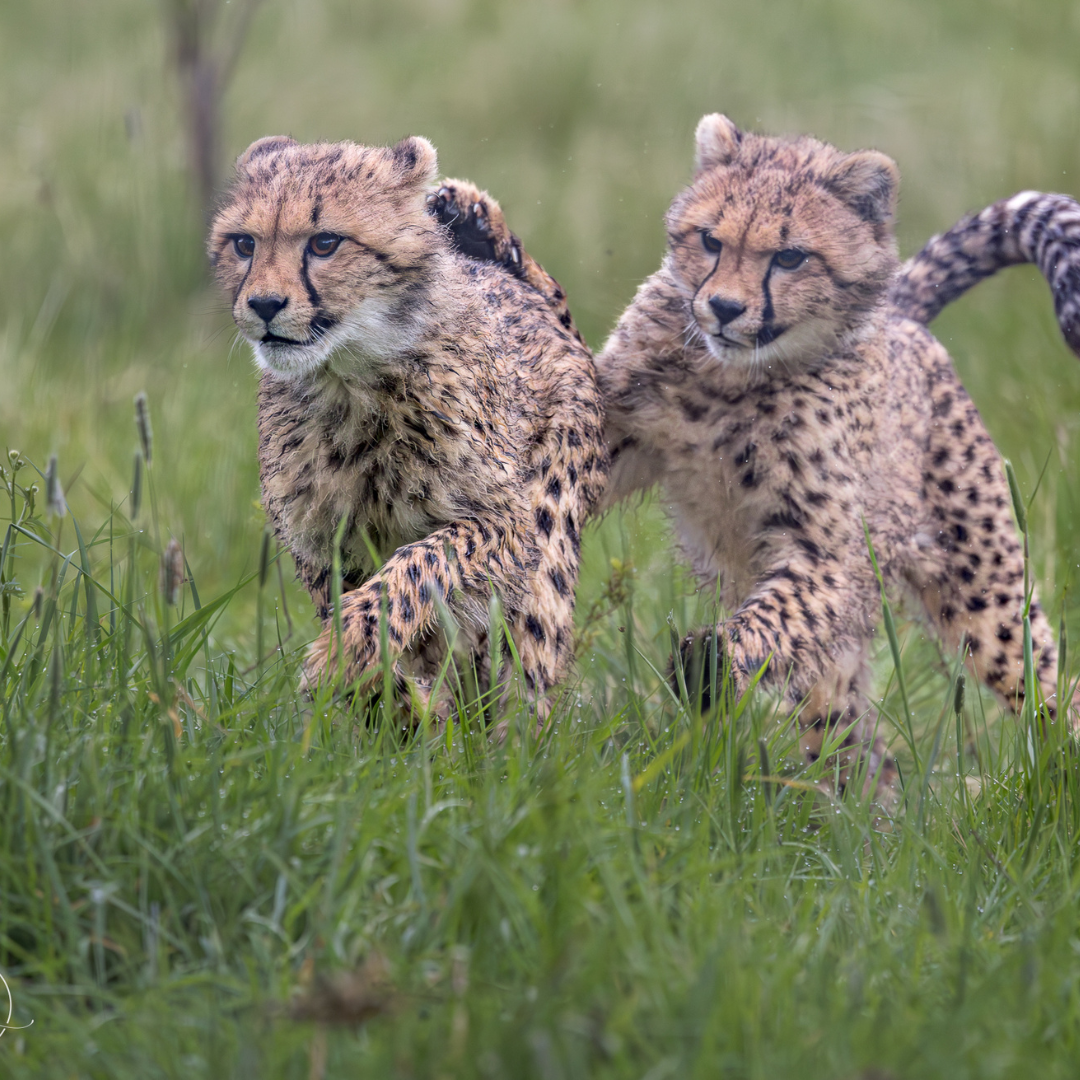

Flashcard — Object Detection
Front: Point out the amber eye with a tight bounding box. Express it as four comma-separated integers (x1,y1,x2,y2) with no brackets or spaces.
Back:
700,230,723,254
233,234,255,259
774,248,808,270
308,233,342,257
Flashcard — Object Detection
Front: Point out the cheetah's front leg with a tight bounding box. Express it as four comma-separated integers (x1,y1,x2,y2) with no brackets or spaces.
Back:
303,518,533,694
680,557,897,802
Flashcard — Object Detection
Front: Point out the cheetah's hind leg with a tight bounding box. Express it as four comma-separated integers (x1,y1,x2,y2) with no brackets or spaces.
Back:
427,179,584,344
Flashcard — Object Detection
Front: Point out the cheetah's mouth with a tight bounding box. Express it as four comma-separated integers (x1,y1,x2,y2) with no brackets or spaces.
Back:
249,297,414,382
262,332,309,346
260,316,339,349
708,326,787,349
702,315,841,371
711,332,745,348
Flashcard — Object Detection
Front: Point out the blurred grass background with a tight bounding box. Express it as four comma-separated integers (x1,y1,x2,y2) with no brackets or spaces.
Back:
3,0,1080,641
5,4,1080,1077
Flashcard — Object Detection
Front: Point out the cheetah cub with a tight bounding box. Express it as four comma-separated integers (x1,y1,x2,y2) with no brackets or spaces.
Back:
208,135,606,711
593,114,1080,797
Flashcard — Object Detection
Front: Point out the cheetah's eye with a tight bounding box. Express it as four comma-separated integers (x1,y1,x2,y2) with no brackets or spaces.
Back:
308,233,343,258
774,248,808,270
700,230,723,255
233,234,255,259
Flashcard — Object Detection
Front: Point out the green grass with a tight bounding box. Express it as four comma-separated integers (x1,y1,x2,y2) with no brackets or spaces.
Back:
4,421,1080,1079
5,0,1080,1075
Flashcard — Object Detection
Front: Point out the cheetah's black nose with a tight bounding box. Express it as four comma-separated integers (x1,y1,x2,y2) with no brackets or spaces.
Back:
708,296,746,326
248,295,288,324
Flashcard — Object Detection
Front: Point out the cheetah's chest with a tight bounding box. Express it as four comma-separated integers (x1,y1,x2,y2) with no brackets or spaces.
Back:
652,368,882,605
258,375,500,574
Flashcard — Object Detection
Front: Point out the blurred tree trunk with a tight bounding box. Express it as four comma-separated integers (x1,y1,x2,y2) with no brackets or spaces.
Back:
164,0,264,215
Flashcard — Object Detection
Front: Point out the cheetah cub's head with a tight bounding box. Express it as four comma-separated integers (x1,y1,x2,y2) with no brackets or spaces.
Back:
666,114,900,370
209,135,441,380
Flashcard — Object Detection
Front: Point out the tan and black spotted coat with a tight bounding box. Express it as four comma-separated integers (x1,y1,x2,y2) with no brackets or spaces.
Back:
208,136,606,711
593,115,1080,797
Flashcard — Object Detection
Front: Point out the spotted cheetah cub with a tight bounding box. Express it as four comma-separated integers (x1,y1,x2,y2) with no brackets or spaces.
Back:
427,152,1080,799
208,135,606,710
591,114,1080,796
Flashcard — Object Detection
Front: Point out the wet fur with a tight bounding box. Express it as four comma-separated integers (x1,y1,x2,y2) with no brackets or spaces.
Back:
209,136,606,711
599,117,1080,799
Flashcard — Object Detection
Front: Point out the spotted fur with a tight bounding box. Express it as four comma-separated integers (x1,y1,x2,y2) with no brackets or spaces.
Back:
371,142,1080,796
208,136,606,712
585,115,1080,801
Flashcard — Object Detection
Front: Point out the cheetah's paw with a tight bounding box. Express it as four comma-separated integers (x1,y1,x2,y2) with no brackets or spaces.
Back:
427,180,522,270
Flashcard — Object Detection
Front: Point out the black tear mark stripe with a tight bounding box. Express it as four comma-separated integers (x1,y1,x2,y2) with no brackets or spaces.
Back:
690,250,725,318
300,248,320,308
235,254,254,305
760,264,775,327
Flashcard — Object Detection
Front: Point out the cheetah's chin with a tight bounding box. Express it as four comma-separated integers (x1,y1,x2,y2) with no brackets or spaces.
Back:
251,338,336,381
250,301,421,382
700,317,843,371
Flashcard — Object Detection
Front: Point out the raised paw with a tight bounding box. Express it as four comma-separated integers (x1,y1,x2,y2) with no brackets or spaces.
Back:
427,178,584,345
301,621,427,715
427,180,522,269
301,623,378,694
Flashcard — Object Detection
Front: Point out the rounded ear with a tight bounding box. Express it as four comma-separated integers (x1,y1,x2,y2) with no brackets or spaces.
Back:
236,136,298,173
822,150,899,224
694,113,743,172
389,135,438,186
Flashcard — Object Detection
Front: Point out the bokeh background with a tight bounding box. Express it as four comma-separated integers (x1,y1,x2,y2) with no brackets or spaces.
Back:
4,0,1080,660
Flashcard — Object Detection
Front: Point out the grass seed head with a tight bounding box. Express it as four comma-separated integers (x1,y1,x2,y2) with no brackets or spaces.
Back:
134,392,153,465
45,454,66,518
287,953,394,1026
131,451,143,520
160,538,184,606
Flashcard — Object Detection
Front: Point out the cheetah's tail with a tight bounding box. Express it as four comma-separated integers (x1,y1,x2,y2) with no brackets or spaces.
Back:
888,191,1080,357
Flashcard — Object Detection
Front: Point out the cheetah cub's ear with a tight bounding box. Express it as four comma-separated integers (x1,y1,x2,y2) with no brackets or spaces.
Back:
388,135,439,188
236,135,298,173
822,150,900,225
694,113,743,173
